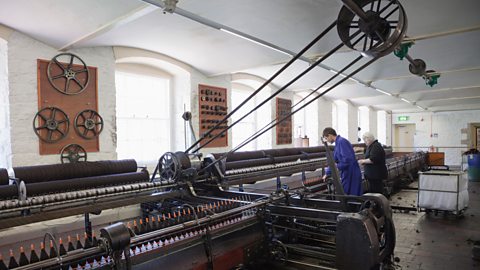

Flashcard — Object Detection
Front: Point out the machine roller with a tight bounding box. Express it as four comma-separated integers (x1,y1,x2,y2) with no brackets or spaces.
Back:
0,145,424,270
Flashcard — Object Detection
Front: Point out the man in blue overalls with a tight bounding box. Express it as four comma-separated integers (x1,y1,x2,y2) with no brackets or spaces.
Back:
322,127,362,196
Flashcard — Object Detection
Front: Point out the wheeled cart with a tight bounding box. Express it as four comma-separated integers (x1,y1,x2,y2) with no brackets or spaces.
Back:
418,170,468,216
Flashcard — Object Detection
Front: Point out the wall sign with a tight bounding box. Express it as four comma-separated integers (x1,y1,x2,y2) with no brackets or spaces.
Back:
398,116,409,121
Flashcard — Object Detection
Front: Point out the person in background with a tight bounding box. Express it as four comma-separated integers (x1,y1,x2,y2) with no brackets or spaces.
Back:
322,127,363,195
358,132,388,194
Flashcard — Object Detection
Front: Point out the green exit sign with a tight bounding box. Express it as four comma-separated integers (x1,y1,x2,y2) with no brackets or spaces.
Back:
398,116,409,121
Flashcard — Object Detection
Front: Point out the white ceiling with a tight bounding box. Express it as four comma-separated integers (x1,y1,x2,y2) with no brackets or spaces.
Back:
0,0,479,113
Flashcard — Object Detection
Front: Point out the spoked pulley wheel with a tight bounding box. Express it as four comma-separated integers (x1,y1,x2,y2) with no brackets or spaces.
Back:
47,53,90,95
270,240,289,262
60,143,87,164
408,58,426,75
74,109,104,140
158,152,182,182
337,0,407,57
33,107,70,143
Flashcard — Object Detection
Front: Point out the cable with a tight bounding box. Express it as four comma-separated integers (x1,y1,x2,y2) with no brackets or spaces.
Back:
233,55,378,154
199,55,380,175
185,21,338,153
202,54,363,172
194,41,344,153
194,29,366,153
199,32,386,174
221,45,365,155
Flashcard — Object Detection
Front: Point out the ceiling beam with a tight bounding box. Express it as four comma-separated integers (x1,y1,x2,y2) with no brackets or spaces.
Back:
58,4,157,51
404,25,480,42
400,84,480,96
419,95,480,103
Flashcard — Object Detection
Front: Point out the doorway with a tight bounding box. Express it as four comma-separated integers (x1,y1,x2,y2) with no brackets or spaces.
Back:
477,127,480,150
394,124,415,152
468,123,480,150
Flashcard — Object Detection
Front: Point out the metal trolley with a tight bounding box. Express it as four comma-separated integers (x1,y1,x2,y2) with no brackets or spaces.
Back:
417,170,469,216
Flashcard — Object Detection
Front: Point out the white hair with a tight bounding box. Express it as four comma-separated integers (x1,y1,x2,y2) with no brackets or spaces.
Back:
362,132,375,142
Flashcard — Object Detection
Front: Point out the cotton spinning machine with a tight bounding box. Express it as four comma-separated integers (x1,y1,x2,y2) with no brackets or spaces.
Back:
0,0,417,269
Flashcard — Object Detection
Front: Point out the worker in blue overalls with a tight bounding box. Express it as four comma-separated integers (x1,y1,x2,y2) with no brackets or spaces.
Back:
322,127,363,196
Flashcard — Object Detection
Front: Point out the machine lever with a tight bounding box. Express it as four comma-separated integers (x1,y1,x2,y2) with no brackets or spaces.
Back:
322,139,345,196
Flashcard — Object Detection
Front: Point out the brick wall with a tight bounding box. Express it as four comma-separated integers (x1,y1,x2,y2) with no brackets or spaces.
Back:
0,37,12,169
7,31,117,166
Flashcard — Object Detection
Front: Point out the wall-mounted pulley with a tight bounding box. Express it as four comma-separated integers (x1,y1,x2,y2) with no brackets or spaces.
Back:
394,42,440,87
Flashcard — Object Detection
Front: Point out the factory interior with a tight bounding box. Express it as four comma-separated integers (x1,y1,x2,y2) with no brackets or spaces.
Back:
0,0,480,269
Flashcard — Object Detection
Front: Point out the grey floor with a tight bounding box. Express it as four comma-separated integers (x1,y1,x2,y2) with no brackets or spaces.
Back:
391,181,480,269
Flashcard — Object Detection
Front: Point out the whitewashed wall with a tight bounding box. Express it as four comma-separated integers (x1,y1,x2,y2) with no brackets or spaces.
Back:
368,107,378,139
392,110,480,165
0,37,12,169
3,35,259,167
386,112,392,146
6,31,117,166
2,29,387,167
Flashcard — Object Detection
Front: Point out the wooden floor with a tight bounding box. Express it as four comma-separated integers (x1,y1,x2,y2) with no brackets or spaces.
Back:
391,181,480,269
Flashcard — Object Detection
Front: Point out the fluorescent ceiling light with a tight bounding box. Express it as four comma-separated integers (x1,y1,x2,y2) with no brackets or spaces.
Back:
350,78,360,83
328,69,348,78
401,98,411,104
220,28,292,56
375,88,392,96
416,105,426,110
329,69,338,74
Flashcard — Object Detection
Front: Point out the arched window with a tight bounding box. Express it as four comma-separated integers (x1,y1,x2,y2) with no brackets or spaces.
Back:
293,94,306,138
332,101,338,131
377,110,387,145
231,87,257,151
333,100,349,137
293,92,319,146
115,71,170,165
358,106,370,138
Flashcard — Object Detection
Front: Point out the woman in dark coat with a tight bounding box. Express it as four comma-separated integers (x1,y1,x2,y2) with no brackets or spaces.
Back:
358,132,388,194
